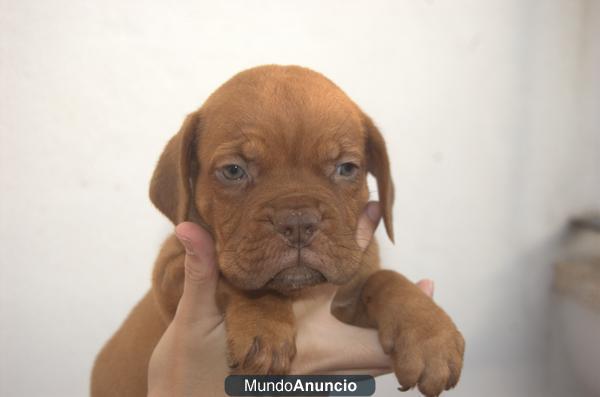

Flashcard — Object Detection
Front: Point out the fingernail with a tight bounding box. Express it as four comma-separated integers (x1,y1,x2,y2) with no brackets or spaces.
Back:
176,234,195,256
366,202,381,222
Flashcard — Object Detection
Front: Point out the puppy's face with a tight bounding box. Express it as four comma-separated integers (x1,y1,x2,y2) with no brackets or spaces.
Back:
150,66,394,292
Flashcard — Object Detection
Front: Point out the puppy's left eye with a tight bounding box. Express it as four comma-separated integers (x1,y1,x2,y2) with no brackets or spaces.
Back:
336,162,359,178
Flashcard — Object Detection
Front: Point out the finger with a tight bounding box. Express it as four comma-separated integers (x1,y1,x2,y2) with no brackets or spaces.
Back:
416,279,434,298
355,201,381,251
174,222,221,323
293,315,393,375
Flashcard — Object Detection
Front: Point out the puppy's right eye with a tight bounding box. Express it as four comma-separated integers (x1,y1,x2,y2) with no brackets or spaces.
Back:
219,164,247,182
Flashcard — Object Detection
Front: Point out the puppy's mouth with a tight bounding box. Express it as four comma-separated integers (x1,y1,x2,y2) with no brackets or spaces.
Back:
266,265,326,291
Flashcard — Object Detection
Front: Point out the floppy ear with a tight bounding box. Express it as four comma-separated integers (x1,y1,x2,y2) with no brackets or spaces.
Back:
364,114,395,242
149,112,199,225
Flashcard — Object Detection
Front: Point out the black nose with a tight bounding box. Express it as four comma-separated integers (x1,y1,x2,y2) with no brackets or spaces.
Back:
273,207,321,248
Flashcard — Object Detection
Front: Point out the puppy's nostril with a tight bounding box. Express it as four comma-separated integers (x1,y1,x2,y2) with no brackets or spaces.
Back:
273,207,321,247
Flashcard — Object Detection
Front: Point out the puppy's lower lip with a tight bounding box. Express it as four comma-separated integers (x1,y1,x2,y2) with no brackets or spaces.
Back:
267,265,326,290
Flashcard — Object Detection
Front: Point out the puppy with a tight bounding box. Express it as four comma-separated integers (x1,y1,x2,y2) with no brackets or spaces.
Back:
91,65,464,397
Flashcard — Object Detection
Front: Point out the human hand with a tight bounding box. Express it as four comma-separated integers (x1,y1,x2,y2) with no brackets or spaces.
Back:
147,202,435,397
147,219,228,397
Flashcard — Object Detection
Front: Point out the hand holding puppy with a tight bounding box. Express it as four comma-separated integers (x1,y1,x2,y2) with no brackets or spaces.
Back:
147,202,435,397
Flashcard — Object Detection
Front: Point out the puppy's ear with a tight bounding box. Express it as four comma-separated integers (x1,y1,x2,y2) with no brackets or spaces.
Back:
149,112,199,225
364,114,395,242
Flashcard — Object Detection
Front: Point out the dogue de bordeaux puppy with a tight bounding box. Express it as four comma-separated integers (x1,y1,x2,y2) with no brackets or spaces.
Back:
91,65,464,397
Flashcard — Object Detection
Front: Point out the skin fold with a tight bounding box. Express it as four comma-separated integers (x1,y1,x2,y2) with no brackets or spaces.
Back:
91,65,464,397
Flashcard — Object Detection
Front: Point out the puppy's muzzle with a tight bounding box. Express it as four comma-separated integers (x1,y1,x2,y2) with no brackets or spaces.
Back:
266,206,326,291
272,207,321,248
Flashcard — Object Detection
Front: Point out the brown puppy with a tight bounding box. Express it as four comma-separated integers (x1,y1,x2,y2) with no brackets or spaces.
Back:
91,65,464,397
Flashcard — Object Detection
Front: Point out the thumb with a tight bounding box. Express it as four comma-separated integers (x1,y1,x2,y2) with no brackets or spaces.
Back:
174,222,221,324
355,201,382,251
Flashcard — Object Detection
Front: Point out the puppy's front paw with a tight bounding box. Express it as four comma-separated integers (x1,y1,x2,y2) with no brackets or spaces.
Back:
380,315,465,397
227,320,296,375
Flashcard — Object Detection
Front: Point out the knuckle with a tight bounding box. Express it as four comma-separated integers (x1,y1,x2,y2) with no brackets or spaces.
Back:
184,262,213,283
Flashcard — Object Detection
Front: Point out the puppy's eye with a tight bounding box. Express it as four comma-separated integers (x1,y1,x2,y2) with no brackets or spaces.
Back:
220,164,247,181
336,162,359,178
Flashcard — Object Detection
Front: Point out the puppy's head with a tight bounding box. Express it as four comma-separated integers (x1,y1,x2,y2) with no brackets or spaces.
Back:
150,65,393,292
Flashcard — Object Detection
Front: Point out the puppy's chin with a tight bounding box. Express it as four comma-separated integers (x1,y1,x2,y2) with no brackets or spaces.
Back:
265,265,327,293
220,242,360,292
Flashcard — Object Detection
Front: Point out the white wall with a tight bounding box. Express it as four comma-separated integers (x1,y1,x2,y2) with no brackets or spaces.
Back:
1,1,598,396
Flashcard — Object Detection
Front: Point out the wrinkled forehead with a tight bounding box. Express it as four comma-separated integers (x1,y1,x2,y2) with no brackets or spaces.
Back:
199,75,365,165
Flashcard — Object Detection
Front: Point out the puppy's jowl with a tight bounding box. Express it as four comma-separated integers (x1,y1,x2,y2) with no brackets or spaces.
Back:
92,65,464,397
